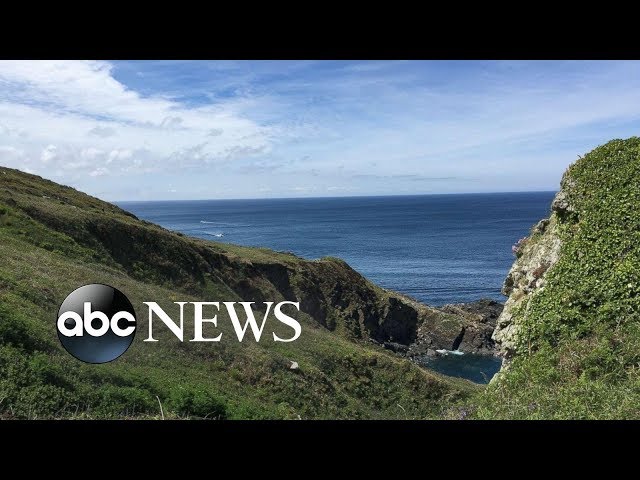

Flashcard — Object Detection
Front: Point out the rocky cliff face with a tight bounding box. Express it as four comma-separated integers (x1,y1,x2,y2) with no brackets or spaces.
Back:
492,174,585,358
404,299,501,358
492,208,563,357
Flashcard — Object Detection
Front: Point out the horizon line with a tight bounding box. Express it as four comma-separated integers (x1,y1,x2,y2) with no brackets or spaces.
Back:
114,190,559,204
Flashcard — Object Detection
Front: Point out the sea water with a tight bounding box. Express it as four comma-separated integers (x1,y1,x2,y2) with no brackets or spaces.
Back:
119,192,554,306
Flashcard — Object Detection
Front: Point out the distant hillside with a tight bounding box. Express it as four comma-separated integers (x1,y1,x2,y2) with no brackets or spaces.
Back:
474,138,640,419
0,166,478,419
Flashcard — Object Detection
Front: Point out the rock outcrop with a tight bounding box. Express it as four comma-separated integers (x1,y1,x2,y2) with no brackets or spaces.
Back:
492,211,562,357
405,298,502,358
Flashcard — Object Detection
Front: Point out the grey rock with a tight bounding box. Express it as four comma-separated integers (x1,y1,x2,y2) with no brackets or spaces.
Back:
493,200,563,359
383,341,409,354
406,298,503,360
551,190,574,214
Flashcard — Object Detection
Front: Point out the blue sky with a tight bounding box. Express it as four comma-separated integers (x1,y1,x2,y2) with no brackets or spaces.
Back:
1,60,640,200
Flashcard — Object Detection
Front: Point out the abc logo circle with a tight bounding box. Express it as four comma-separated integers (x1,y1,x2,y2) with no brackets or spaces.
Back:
57,284,136,364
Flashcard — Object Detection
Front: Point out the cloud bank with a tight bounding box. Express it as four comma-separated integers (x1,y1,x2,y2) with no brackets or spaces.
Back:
0,60,271,182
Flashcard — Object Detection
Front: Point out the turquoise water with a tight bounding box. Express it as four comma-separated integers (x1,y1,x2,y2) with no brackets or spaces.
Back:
418,353,503,384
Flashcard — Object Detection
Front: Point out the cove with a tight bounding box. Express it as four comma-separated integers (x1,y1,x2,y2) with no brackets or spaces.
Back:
416,353,502,384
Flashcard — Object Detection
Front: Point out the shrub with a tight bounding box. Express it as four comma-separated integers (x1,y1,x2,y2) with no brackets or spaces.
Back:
90,385,156,417
167,385,227,419
0,304,50,353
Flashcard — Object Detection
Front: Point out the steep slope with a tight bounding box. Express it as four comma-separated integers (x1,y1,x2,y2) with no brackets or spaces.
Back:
476,137,640,419
0,166,478,419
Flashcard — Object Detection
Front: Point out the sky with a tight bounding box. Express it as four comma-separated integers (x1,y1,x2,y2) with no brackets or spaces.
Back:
1,60,640,201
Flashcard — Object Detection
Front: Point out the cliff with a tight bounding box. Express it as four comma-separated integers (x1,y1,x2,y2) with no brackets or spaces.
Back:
491,205,562,355
0,165,483,419
478,137,640,419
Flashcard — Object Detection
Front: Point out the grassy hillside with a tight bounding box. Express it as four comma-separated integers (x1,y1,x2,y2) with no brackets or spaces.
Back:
474,138,640,419
0,166,476,419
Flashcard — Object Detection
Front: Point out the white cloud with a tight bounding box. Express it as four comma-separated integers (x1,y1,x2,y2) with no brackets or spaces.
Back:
107,149,132,163
0,60,176,124
0,145,22,155
89,167,109,177
88,126,116,138
40,144,57,163
0,145,25,168
81,147,103,160
0,60,273,182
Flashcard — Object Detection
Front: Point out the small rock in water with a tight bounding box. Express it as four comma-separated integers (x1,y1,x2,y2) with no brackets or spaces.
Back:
290,361,299,370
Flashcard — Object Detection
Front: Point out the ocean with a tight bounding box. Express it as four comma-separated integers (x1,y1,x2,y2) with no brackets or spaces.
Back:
118,192,555,307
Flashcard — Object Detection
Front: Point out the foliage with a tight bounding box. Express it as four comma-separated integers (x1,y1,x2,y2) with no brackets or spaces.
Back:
475,138,640,419
0,166,476,419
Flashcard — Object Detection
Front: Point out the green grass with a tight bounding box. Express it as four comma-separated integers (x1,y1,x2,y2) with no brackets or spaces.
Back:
13,134,640,421
473,138,640,419
0,166,477,419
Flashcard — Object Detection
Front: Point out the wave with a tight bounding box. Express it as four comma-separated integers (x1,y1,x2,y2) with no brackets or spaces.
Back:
203,232,224,238
200,220,252,227
435,349,465,356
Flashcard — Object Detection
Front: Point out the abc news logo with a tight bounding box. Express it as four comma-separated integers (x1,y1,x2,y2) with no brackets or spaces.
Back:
57,284,137,364
57,284,301,364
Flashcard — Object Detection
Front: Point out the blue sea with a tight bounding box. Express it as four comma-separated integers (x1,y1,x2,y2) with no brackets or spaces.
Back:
118,192,554,307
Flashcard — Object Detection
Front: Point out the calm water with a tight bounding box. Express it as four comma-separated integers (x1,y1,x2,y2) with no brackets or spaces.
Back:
419,354,503,384
118,192,554,306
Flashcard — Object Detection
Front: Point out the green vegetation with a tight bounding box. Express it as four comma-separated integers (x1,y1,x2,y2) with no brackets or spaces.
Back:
7,137,638,420
0,166,476,419
474,138,640,419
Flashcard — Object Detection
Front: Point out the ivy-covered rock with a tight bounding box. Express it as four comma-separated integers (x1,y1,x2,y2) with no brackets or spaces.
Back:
478,137,640,419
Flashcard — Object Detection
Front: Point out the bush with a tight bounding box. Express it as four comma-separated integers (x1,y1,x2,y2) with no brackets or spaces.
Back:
90,385,156,417
0,347,73,418
167,385,227,419
0,304,50,353
14,384,72,418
